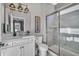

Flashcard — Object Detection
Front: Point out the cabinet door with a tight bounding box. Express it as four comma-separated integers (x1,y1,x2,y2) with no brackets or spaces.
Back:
23,43,35,56
0,49,1,56
1,46,21,56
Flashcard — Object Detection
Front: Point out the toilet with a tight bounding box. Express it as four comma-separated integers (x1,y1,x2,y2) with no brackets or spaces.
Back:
39,43,48,56
36,36,48,56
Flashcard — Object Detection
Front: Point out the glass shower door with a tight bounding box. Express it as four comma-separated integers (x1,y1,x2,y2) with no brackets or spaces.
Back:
60,7,79,56
46,13,60,55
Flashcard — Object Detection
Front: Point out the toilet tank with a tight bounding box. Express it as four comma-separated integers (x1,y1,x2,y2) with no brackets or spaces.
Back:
36,36,42,43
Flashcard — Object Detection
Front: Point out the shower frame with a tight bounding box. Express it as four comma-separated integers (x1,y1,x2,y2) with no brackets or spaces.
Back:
46,3,79,56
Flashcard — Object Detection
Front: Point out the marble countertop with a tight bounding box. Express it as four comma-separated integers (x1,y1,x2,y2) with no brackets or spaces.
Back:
2,35,35,42
0,33,42,47
0,35,36,49
1,33,42,41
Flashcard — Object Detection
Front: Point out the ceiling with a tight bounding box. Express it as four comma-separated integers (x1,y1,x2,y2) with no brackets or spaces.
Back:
51,3,58,5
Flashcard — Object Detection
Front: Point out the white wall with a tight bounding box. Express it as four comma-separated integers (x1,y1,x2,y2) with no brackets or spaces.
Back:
0,3,55,43
5,3,42,34
0,4,1,42
28,3,55,43
4,4,31,32
41,3,55,43
28,3,42,34
0,4,4,42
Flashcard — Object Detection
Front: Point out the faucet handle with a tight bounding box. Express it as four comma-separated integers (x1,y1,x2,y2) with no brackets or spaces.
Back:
0,42,5,47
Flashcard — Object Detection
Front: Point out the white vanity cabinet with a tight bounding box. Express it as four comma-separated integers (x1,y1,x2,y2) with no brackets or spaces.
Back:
0,49,1,56
1,36,35,56
23,42,35,56
1,46,21,56
22,37,35,56
1,44,35,56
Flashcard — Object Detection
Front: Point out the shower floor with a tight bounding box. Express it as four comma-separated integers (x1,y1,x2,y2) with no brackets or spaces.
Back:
48,45,79,56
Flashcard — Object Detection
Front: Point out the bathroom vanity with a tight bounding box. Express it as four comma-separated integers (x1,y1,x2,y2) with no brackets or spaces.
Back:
0,36,35,56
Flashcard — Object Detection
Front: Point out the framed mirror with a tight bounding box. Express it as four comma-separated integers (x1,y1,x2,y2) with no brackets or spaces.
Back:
10,14,24,33
13,20,24,32
35,16,41,33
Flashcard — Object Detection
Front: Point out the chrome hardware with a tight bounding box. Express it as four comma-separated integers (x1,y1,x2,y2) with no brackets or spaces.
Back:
19,46,24,49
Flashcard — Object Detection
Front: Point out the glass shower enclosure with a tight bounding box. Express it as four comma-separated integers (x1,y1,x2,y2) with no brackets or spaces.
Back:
46,4,79,56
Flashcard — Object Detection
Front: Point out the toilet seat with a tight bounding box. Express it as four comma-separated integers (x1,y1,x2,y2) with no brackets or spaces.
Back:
35,36,48,56
39,43,48,51
38,43,48,56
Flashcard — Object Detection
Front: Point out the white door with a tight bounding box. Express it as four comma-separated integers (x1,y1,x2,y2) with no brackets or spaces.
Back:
23,43,35,56
1,46,21,56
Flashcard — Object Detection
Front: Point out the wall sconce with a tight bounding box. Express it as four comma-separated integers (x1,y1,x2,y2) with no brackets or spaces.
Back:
8,3,16,10
24,5,29,13
8,3,29,13
17,4,23,12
